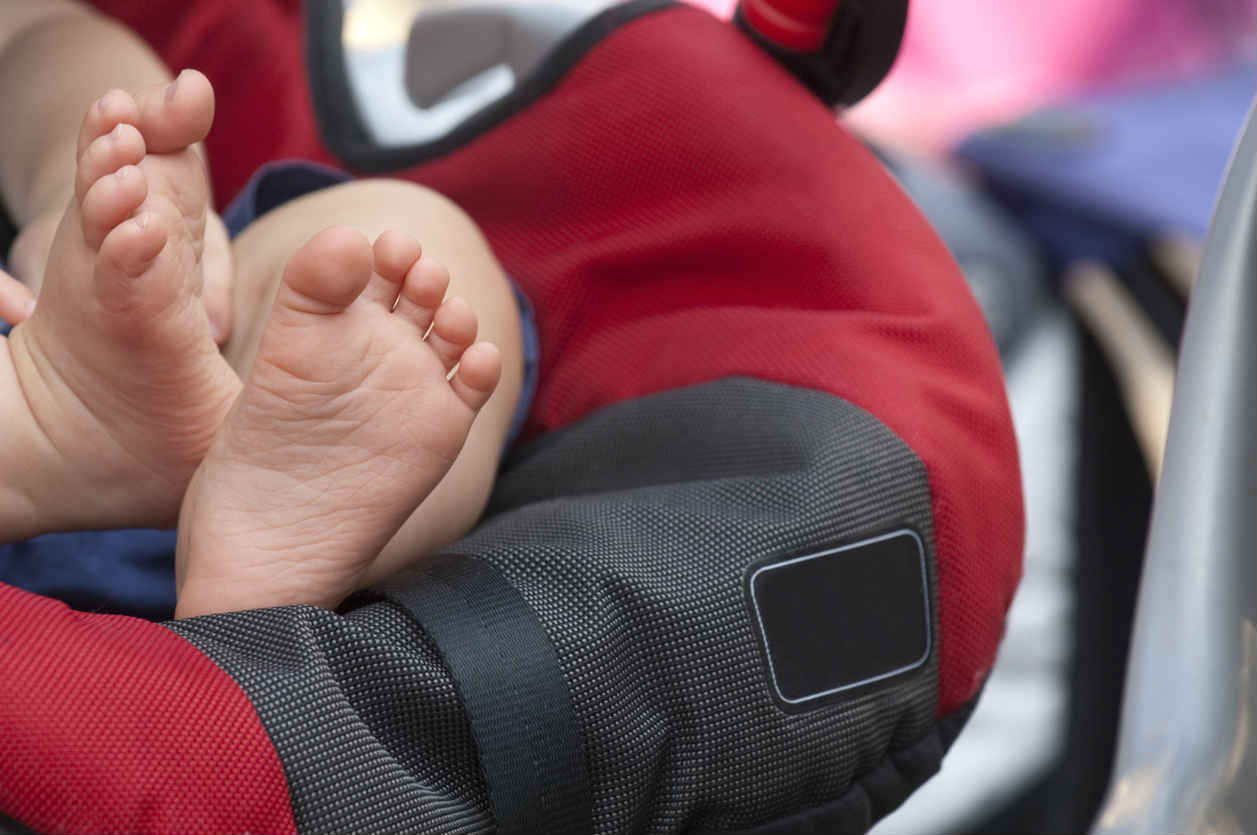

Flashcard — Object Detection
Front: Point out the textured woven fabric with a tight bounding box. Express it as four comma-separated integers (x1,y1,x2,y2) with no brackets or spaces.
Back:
90,0,1022,722
459,378,940,833
166,601,492,834
379,554,592,834
0,584,295,835
399,6,1023,717
172,379,940,833
5,3,1020,831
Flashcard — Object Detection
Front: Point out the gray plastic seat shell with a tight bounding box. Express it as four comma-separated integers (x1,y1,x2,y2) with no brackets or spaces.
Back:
1094,98,1257,835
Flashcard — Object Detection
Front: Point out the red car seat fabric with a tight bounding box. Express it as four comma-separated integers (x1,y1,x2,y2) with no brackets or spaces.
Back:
0,1,1026,832
86,0,1022,715
0,584,296,835
349,3,1024,719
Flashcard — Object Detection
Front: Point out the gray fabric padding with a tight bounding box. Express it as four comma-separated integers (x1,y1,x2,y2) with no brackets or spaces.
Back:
167,602,492,834
171,377,941,834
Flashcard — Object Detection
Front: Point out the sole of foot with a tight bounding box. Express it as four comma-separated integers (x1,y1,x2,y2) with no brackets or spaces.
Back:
175,227,500,616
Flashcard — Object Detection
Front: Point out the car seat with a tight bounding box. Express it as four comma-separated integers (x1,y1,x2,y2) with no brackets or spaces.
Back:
0,1,1023,832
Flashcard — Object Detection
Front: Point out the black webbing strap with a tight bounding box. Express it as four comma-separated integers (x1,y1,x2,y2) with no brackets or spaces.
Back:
374,554,592,835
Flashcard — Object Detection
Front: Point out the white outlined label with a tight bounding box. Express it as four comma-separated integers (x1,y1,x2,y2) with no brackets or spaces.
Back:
748,529,932,708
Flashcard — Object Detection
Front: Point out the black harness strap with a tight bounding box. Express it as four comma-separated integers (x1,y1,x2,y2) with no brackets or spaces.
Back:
376,554,592,835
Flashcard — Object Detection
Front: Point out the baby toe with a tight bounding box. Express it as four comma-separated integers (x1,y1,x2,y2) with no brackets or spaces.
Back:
362,231,422,307
426,295,478,371
372,231,424,284
449,341,502,411
135,69,215,154
76,123,146,203
76,88,140,158
395,257,450,331
277,226,375,315
96,211,168,283
80,164,148,250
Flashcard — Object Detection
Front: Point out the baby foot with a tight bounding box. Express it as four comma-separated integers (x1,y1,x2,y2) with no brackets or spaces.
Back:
5,71,240,532
175,228,501,616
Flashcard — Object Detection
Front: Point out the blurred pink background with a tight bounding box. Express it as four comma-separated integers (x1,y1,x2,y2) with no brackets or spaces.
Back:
687,0,1257,152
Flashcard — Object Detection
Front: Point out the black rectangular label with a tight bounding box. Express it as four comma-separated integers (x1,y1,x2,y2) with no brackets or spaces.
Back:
748,529,931,708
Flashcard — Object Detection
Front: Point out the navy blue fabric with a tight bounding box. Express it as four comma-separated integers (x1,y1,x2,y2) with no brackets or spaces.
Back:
221,160,350,236
956,62,1255,270
0,530,178,619
1,160,540,619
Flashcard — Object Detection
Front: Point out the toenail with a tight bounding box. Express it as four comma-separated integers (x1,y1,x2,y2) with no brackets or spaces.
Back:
134,212,151,229
95,94,109,113
165,75,180,102
110,124,123,140
115,167,128,181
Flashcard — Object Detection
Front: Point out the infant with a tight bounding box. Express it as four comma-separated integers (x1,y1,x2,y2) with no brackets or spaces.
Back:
0,4,524,617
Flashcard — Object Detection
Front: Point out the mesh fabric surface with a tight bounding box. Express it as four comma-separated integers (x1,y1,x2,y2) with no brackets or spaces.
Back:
173,379,939,833
89,0,1023,724
452,379,940,833
33,4,1030,831
0,585,295,835
167,601,491,834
